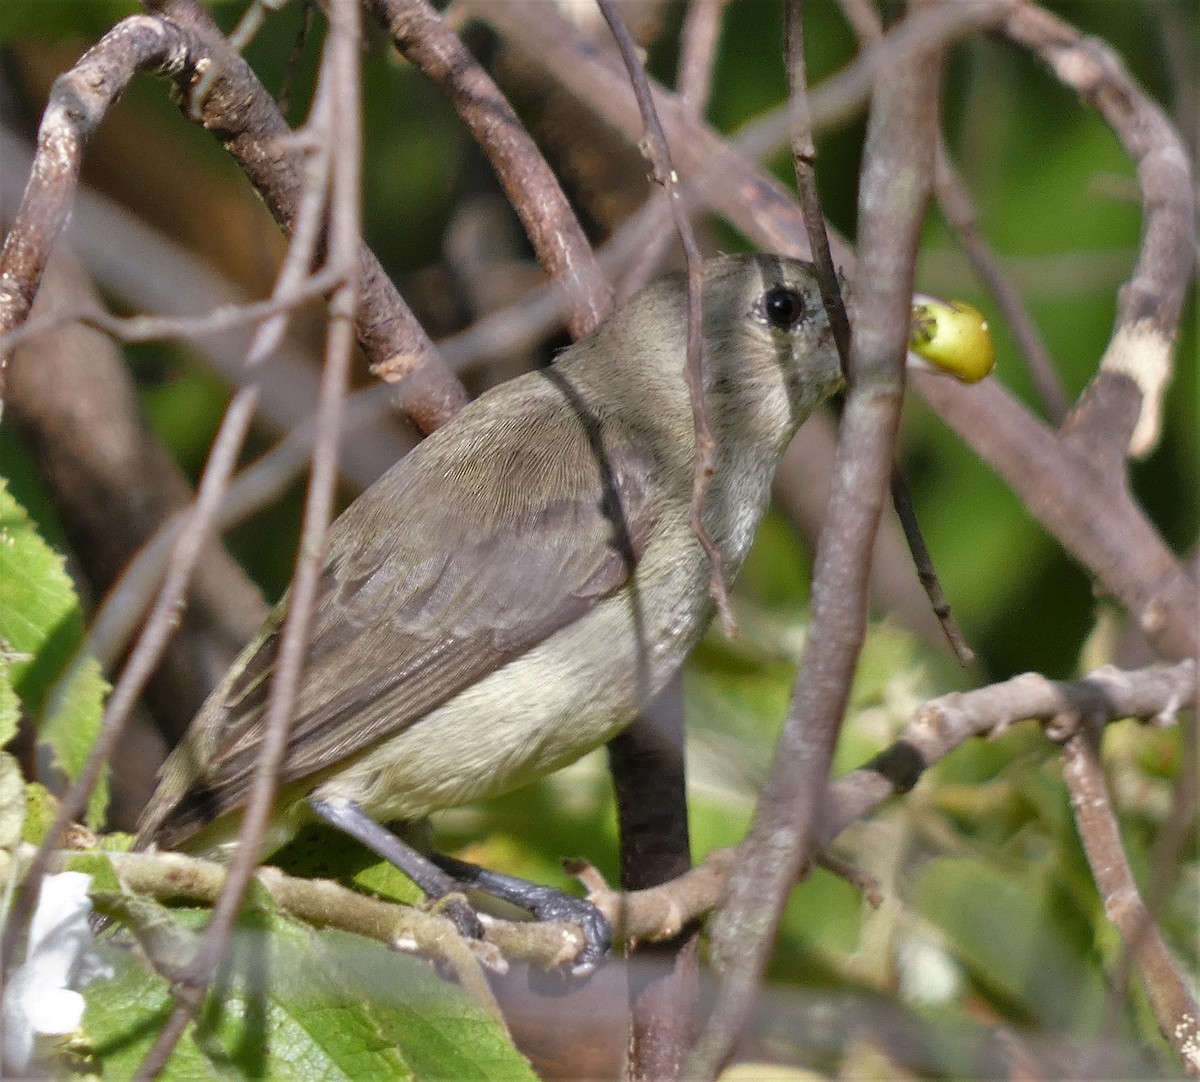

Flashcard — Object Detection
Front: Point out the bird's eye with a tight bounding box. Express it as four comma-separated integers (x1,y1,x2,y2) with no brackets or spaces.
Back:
757,286,807,331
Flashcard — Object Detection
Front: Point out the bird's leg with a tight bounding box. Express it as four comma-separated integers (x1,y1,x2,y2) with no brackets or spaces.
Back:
308,796,611,974
307,796,483,939
430,852,612,975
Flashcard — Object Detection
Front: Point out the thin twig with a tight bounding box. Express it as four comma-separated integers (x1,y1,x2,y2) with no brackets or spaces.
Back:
799,0,971,664
366,0,611,339
245,116,336,365
784,0,851,363
1062,723,1200,1073
0,267,340,354
676,0,730,106
613,0,733,301
581,659,1197,944
144,0,468,434
275,0,315,120
820,659,1195,838
134,5,361,1071
597,0,736,637
610,5,731,1076
888,471,975,665
932,142,1069,423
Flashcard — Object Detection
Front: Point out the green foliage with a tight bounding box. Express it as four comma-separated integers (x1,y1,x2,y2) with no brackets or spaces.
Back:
0,751,26,854
81,906,533,1081
273,821,426,907
0,480,109,827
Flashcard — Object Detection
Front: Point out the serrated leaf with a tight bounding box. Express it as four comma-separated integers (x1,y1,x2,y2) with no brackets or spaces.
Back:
84,908,534,1079
91,892,200,985
0,479,109,827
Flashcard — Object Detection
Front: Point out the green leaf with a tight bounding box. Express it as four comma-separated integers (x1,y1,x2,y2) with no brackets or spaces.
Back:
65,851,123,895
272,822,426,907
84,909,534,1080
0,751,26,853
21,782,60,845
0,479,109,826
912,856,1106,1032
0,653,19,747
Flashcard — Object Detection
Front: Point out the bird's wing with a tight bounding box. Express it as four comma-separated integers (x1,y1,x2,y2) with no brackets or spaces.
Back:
142,377,665,846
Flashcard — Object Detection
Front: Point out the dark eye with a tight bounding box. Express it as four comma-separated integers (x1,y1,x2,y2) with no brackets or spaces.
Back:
757,286,807,331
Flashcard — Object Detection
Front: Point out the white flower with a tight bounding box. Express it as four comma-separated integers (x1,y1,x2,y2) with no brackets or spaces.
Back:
2,871,113,1073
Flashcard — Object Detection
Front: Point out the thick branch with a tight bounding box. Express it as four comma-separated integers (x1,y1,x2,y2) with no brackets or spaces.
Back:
0,16,197,397
1006,5,1197,460
580,659,1197,941
693,22,941,1075
143,0,467,432
365,0,611,339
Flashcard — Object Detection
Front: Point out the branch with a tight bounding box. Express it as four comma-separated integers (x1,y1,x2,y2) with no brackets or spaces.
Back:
693,14,942,1073
48,848,587,979
1062,725,1200,1073
0,16,198,399
576,659,1197,941
603,7,729,1074
596,0,735,636
365,0,611,339
135,1,362,1069
142,0,468,433
1005,5,1197,460
785,0,970,667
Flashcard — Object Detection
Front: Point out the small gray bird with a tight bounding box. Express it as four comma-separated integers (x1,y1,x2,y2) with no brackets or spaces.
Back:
136,253,843,963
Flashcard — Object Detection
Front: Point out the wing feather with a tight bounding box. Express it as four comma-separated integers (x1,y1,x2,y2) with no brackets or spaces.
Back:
141,373,664,847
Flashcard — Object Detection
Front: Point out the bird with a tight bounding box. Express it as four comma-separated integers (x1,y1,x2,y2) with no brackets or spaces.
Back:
136,252,844,968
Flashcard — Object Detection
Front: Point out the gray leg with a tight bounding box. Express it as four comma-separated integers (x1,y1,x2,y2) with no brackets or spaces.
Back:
308,796,483,939
308,796,611,973
432,852,612,974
